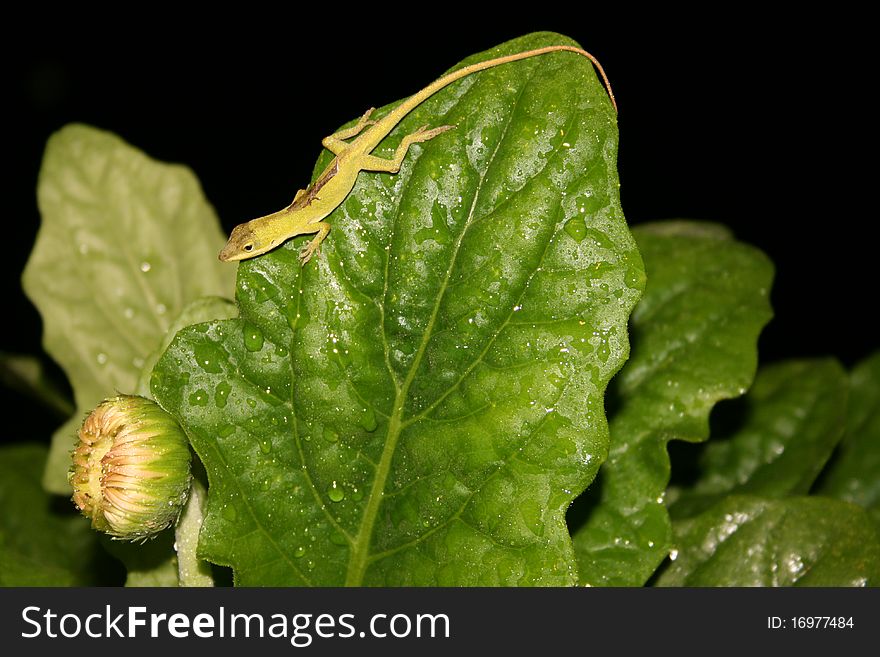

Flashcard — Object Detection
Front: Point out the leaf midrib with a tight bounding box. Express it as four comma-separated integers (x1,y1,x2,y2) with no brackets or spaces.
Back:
343,65,539,586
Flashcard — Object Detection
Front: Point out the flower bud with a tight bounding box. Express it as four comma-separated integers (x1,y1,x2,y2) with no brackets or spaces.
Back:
70,395,192,540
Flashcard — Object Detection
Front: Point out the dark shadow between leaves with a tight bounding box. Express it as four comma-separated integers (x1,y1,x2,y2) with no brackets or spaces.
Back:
566,461,606,535
667,394,750,490
644,555,671,586
212,564,234,586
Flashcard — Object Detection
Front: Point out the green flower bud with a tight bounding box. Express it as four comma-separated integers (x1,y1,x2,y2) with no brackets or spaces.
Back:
70,395,192,541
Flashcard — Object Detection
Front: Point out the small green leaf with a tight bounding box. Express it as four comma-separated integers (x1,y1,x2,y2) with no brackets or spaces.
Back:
816,352,880,523
22,124,236,493
0,444,116,586
570,221,773,586
153,32,640,585
0,352,73,417
656,495,880,586
670,359,848,518
135,297,238,397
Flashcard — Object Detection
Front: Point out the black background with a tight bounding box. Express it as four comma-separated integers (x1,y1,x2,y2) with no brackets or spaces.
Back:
4,12,874,446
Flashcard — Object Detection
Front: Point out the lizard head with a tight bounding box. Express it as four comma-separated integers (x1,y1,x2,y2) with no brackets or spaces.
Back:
218,221,280,262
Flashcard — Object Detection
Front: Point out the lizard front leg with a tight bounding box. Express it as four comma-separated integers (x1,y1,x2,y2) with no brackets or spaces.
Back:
358,124,455,173
321,108,377,155
299,222,331,265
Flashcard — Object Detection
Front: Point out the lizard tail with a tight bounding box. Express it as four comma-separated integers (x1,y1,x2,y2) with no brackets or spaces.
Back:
406,44,617,117
450,45,617,113
361,44,619,153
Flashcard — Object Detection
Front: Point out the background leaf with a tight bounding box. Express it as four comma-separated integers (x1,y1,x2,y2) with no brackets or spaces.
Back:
22,125,236,493
569,221,773,585
655,495,880,586
669,359,848,518
152,32,640,585
0,444,119,585
816,352,880,524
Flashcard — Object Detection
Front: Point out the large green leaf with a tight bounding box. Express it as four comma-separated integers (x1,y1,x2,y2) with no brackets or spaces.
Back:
669,359,848,518
0,444,117,586
22,125,236,493
152,32,640,585
816,352,880,523
655,495,880,586
569,221,773,586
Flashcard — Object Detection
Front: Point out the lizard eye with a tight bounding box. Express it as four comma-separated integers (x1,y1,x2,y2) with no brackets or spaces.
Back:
243,243,254,252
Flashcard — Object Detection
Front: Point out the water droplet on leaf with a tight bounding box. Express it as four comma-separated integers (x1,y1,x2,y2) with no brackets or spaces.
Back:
214,381,231,408
359,406,378,432
188,389,209,406
243,322,264,352
193,343,224,373
625,265,644,290
328,481,345,502
564,217,587,242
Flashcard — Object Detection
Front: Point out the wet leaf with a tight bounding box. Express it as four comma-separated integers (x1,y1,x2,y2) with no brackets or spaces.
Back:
816,352,880,524
670,359,848,518
656,495,880,586
152,32,639,585
570,221,773,585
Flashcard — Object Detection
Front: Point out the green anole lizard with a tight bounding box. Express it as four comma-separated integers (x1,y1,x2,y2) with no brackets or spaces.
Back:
218,45,616,265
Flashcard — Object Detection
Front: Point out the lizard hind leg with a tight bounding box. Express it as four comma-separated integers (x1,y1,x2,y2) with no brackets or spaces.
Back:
299,222,331,265
359,124,455,173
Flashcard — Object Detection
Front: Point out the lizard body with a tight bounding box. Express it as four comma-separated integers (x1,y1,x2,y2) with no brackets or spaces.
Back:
218,45,616,264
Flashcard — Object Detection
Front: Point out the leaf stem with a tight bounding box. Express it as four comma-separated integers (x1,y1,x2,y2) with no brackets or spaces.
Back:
175,469,214,587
